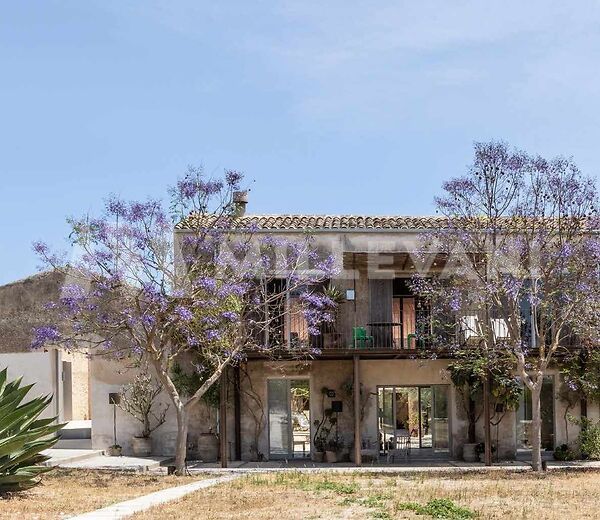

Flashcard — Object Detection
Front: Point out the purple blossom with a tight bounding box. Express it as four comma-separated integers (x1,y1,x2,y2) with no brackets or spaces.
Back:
31,326,61,349
225,169,243,187
205,329,221,341
105,195,127,217
173,306,193,322
32,241,49,256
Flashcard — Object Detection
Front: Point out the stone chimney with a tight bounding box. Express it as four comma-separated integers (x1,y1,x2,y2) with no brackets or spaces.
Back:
233,191,248,217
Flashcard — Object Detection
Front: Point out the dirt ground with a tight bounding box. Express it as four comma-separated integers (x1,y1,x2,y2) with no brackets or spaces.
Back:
132,469,600,519
0,468,200,520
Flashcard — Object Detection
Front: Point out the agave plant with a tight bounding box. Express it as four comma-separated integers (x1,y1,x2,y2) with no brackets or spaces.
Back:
0,367,65,492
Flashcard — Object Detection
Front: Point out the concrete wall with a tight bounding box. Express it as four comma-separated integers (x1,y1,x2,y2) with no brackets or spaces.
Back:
239,358,456,461
237,359,600,462
0,351,59,420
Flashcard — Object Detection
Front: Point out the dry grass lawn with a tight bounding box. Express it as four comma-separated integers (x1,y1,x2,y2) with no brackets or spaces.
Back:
133,469,600,519
0,468,200,520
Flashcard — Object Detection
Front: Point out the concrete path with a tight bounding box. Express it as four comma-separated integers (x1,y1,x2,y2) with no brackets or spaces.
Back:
185,459,600,474
67,473,239,520
42,448,104,467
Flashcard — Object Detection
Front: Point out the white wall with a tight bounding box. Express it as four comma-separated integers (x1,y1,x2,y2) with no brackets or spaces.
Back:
0,351,59,420
90,357,216,456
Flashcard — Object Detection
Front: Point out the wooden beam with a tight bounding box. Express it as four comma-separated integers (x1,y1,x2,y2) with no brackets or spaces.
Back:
234,366,242,461
220,370,228,468
353,354,362,466
483,373,492,466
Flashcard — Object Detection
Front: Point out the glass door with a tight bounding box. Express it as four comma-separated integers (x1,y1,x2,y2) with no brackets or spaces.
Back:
268,379,290,457
378,385,449,455
516,376,555,451
268,379,311,459
432,386,449,451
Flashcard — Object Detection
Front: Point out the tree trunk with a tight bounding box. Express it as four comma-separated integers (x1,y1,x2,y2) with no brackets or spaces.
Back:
467,396,476,444
175,404,189,475
530,383,543,472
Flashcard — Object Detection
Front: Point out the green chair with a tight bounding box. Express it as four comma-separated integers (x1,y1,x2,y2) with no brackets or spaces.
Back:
406,333,425,350
353,326,374,349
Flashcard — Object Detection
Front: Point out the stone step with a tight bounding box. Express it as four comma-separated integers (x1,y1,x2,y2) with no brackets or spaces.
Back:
55,438,93,450
41,448,103,466
61,420,92,439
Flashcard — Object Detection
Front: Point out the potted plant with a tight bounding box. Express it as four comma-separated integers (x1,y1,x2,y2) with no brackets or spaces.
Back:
475,442,497,463
118,369,169,457
336,438,350,462
449,347,520,462
325,438,340,463
312,388,335,462
312,432,326,462
107,444,122,457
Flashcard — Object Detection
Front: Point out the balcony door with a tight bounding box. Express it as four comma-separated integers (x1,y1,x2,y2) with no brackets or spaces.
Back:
268,379,311,459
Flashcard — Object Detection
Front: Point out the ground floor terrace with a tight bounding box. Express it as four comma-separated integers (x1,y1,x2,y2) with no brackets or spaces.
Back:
90,356,598,466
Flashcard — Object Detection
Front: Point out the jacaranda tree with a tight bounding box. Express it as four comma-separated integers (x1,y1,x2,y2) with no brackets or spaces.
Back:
412,141,600,471
32,167,336,474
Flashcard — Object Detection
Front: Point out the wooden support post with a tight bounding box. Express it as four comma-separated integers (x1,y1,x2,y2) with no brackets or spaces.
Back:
353,354,362,466
234,365,242,461
220,370,228,468
483,372,492,466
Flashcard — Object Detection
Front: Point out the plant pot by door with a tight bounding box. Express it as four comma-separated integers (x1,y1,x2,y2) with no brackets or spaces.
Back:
325,450,337,463
107,445,122,457
132,437,152,457
312,451,324,463
198,433,219,462
462,443,479,463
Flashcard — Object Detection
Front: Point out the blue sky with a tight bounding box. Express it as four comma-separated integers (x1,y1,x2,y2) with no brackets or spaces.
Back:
1,1,600,284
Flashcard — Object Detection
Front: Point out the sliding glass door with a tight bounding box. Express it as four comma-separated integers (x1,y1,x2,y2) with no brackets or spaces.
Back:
268,379,311,459
516,376,555,451
378,385,449,454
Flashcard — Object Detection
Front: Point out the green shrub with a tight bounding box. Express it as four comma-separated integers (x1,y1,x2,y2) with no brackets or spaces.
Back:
0,368,65,492
553,443,576,461
578,419,600,460
568,415,600,460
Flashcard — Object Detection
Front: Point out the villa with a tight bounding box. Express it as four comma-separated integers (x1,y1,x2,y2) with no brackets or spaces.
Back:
88,195,596,465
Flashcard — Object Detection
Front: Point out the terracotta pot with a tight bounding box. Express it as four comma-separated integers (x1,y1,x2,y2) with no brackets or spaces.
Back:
462,443,479,462
198,433,219,462
325,450,337,463
312,451,324,463
107,445,122,457
132,437,152,457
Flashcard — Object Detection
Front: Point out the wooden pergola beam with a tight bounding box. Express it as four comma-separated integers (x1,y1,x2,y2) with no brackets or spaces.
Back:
353,354,362,466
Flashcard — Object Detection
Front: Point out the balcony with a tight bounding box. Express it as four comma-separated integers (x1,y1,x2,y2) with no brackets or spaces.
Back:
308,322,424,353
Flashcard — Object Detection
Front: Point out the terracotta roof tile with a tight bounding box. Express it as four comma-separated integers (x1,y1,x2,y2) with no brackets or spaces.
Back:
176,214,445,231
